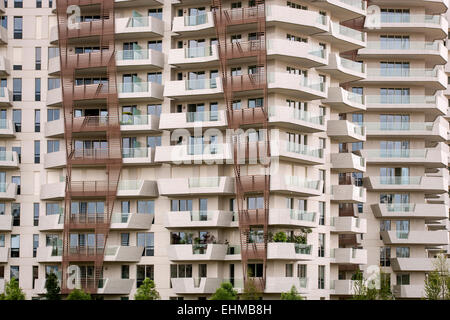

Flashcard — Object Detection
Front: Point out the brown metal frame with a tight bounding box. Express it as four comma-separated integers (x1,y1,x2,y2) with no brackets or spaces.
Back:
211,0,271,292
56,0,122,294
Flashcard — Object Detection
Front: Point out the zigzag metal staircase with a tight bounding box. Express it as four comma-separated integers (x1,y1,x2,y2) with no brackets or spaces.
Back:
56,0,122,294
211,0,271,292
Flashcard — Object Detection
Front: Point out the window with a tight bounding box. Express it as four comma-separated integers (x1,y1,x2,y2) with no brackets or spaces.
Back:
12,203,20,226
380,247,391,267
199,264,207,278
318,233,325,257
34,141,40,163
137,233,154,256
396,273,410,285
47,109,60,121
137,200,154,215
318,201,325,226
0,203,4,215
35,110,40,132
35,79,41,101
46,203,60,215
121,265,129,279
13,17,23,39
0,234,4,247
147,104,162,116
0,16,6,29
148,40,162,52
147,136,161,149
33,203,39,226
11,235,20,257
12,147,21,163
148,8,163,20
35,47,41,70
120,233,129,246
171,199,192,211
13,79,22,101
318,265,325,289
14,0,23,8
10,266,19,282
33,234,39,258
48,78,60,90
247,263,263,277
136,265,154,287
47,140,60,153
36,0,42,8
298,264,307,279
396,247,410,258
32,266,38,289
170,264,192,279
148,72,162,84
285,264,293,277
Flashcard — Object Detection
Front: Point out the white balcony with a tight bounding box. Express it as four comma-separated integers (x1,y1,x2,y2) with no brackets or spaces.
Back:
0,247,7,262
37,246,62,263
122,148,155,166
0,151,19,169
0,87,12,107
365,94,448,116
44,151,66,169
171,278,225,294
168,244,228,261
327,120,366,143
118,82,164,102
391,258,435,272
393,285,424,299
116,49,164,70
158,177,235,196
116,180,158,198
364,176,447,193
331,153,366,173
270,176,323,197
267,243,313,260
303,0,366,21
331,185,366,203
324,87,366,113
168,46,219,67
0,183,17,201
269,106,325,133
267,39,327,68
172,12,215,35
159,110,227,130
0,26,7,44
317,53,366,82
371,203,448,219
38,214,63,231
164,211,234,229
46,88,62,106
268,72,327,101
331,217,367,234
48,57,60,75
164,78,223,100
0,214,11,231
265,277,308,294
115,16,164,39
0,279,4,294
120,115,160,133
110,213,154,230
380,230,449,245
0,56,10,76
104,246,144,262
154,144,232,164
114,0,164,8
360,147,447,168
271,140,324,165
331,248,367,265
268,209,318,228
40,182,65,200
332,280,356,295
370,0,448,13
97,279,134,295
45,118,64,138
315,21,366,51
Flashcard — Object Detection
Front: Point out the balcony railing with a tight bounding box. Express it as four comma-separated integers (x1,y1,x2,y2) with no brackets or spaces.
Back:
119,82,151,93
365,41,441,50
122,148,149,158
117,180,143,191
286,142,324,158
285,176,321,190
269,107,324,125
126,17,150,28
380,14,442,24
185,46,213,58
186,111,220,122
364,122,434,131
365,95,437,105
184,13,208,26
396,230,410,239
188,177,220,188
364,149,427,158
120,114,153,125
295,244,312,255
227,245,241,255
289,210,316,222
367,68,439,77
379,176,422,185
332,22,365,42
0,151,15,161
385,203,415,212
340,57,365,73
340,0,365,9
116,49,150,61
186,78,218,90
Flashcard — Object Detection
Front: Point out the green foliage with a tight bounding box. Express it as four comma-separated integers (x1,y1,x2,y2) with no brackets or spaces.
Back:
134,278,160,300
424,253,449,300
66,288,92,300
351,270,394,300
281,286,304,300
272,231,288,242
241,279,262,300
44,272,61,300
210,282,238,300
3,277,25,300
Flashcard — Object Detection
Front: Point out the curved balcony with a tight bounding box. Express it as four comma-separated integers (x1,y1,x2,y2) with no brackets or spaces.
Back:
164,78,223,100
164,211,234,229
0,183,17,201
38,213,63,231
40,181,65,200
331,248,367,265
331,153,366,173
0,87,11,107
45,118,64,138
265,277,308,294
168,46,219,67
327,120,366,143
366,14,448,40
358,41,448,67
380,230,448,245
122,148,155,166
269,106,325,133
365,94,447,116
159,110,227,130
324,87,366,113
0,214,11,232
158,177,235,196
331,185,366,203
266,5,329,35
115,16,164,39
267,39,327,68
268,209,318,228
315,21,366,51
268,72,327,100
317,53,366,82
364,176,447,193
361,68,446,91
0,151,19,169
154,144,232,164
118,82,164,102
267,243,313,260
110,212,154,230
46,87,62,107
391,258,435,272
331,217,367,234
44,151,66,169
360,147,447,168
303,0,366,21
103,246,144,262
116,49,164,71
116,180,158,198
271,176,323,197
172,12,215,35
168,244,228,261
371,203,448,219
369,0,448,14
270,140,325,165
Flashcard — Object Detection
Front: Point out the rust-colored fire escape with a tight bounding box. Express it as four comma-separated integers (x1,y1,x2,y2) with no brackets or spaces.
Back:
211,0,271,292
56,0,122,294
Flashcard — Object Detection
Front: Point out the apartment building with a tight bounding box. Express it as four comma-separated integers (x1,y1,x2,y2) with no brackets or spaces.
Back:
0,0,447,300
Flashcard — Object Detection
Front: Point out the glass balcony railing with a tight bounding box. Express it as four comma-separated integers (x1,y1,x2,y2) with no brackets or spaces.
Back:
367,68,439,77
385,203,416,212
190,211,212,221
120,114,152,125
186,78,218,90
285,142,324,158
184,13,208,26
186,110,220,122
396,230,410,239
295,244,312,255
365,41,440,50
111,213,131,223
340,0,365,9
289,210,316,222
185,46,213,58
364,149,427,158
227,245,241,255
269,107,324,125
0,151,15,161
268,73,325,92
188,177,220,188
192,243,208,254
380,14,442,24
119,82,150,93
50,245,63,257
122,148,149,158
285,176,321,190
116,49,150,61
117,180,143,191
332,22,365,42
346,91,364,104
186,143,222,155
340,57,365,73
126,17,149,28
365,95,437,105
378,176,422,185
309,47,326,58
364,122,434,131
352,123,365,136
0,86,8,98
0,119,10,129
104,246,119,256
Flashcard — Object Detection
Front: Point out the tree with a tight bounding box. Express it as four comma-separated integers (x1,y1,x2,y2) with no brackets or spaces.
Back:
210,282,238,300
281,286,304,300
44,272,61,300
425,253,449,300
3,277,25,300
351,270,394,300
241,279,262,300
134,278,160,300
66,288,92,300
